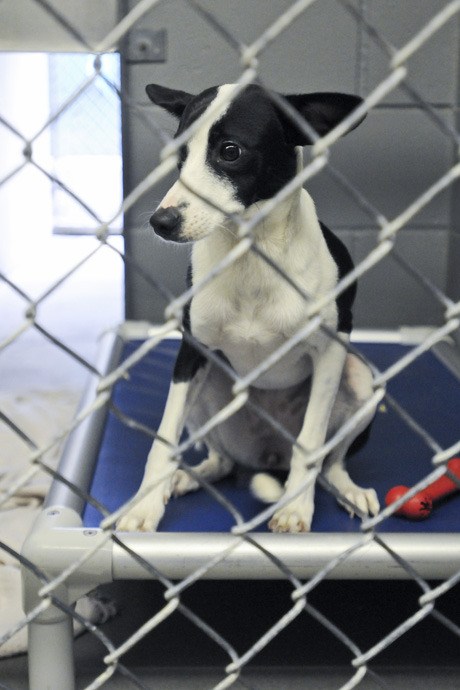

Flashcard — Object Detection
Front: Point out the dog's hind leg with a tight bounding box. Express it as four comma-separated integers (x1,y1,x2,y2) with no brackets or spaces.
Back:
173,450,234,496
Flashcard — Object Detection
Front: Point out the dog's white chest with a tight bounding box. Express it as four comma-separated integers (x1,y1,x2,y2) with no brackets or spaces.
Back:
190,255,334,388
189,191,340,389
192,296,309,388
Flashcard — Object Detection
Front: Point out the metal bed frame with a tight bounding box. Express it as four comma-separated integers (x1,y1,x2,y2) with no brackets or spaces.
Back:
21,322,460,689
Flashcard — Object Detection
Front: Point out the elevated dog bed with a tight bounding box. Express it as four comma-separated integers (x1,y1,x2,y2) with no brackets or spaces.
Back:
83,330,460,536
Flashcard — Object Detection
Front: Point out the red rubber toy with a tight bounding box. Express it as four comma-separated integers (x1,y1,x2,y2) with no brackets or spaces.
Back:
385,457,460,520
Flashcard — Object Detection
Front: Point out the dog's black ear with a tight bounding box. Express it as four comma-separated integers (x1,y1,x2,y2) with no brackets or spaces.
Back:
280,92,366,145
146,84,194,118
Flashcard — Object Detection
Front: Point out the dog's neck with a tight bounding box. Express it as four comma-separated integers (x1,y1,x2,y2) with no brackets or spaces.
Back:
197,190,320,261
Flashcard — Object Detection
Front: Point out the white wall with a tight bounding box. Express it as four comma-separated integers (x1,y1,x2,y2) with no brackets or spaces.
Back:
0,53,53,284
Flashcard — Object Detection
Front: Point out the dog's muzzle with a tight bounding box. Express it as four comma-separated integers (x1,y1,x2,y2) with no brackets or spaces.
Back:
149,206,183,242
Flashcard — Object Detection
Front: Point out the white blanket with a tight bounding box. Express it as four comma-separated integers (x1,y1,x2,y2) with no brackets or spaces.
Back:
0,390,115,657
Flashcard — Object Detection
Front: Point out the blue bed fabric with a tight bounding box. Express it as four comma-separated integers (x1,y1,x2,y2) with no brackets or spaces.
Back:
83,339,460,533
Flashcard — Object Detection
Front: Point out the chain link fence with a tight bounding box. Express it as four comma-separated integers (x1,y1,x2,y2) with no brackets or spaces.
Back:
1,1,460,688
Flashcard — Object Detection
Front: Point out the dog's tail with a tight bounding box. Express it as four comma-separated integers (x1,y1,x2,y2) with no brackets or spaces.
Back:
250,473,284,503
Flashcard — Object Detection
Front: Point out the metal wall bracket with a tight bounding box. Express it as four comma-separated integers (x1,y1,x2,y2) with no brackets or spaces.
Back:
124,28,167,63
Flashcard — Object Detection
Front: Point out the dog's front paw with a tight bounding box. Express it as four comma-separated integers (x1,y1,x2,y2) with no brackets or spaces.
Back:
117,494,166,532
339,487,380,519
268,498,314,533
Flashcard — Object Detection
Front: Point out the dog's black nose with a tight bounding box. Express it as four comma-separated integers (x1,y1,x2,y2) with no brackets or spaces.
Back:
150,206,182,241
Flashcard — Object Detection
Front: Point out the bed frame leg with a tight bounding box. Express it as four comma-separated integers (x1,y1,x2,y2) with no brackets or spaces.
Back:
21,506,114,690
28,610,75,690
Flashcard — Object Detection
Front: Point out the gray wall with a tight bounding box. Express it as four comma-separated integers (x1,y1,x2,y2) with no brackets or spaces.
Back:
0,1,457,330
121,3,460,330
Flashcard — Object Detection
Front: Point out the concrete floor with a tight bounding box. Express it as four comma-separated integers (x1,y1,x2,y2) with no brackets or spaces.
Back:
3,577,460,689
2,659,460,690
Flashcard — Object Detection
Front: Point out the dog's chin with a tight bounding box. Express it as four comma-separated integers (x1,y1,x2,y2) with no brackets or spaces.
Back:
152,227,190,244
153,225,214,244
153,222,222,244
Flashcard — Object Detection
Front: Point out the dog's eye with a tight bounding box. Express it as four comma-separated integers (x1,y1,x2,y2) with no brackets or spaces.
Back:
220,141,241,162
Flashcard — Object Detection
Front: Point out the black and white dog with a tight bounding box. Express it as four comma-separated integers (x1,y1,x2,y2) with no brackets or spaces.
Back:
118,82,379,533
